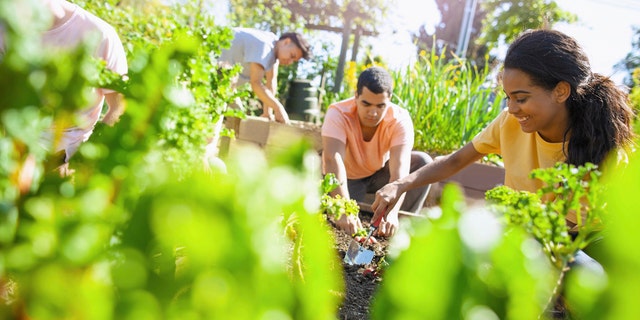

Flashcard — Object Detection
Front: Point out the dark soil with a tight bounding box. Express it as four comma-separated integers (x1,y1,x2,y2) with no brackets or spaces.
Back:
327,211,390,320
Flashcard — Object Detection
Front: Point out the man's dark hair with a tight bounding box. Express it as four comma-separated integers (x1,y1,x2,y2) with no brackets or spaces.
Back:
279,32,312,60
357,66,393,96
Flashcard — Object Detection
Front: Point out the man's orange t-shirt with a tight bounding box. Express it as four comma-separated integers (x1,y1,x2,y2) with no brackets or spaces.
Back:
321,97,414,179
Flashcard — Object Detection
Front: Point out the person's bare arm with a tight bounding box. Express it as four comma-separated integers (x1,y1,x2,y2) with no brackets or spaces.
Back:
261,66,277,119
322,136,363,235
265,64,278,96
248,62,289,124
371,142,485,222
377,143,412,237
322,136,349,198
101,92,126,126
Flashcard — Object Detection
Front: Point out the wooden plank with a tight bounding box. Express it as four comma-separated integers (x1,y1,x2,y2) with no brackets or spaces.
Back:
266,119,322,152
222,116,323,159
236,116,270,145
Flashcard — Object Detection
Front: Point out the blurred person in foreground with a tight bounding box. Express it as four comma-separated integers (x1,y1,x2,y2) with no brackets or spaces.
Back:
0,0,128,176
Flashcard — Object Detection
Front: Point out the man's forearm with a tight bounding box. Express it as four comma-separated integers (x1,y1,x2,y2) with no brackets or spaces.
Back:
323,155,350,199
250,81,277,105
250,81,289,122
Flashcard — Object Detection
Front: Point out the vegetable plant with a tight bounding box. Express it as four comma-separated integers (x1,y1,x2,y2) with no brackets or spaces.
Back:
319,173,360,220
486,162,604,270
319,173,363,236
485,162,605,317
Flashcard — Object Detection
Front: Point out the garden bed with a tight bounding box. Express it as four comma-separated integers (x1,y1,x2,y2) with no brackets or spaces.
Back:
426,161,505,206
328,211,390,320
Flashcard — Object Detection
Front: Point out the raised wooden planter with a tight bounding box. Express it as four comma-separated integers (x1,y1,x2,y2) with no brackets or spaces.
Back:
219,116,322,157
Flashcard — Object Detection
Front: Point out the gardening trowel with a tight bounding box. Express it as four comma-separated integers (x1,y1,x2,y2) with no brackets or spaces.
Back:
343,213,383,265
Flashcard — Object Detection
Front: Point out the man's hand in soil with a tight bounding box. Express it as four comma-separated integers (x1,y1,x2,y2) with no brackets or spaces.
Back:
336,214,363,236
376,213,398,237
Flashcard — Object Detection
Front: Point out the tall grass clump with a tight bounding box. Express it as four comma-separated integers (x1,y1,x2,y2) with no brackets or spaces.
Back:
392,50,505,155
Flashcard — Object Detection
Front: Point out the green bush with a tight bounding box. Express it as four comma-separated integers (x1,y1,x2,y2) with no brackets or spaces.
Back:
78,0,241,176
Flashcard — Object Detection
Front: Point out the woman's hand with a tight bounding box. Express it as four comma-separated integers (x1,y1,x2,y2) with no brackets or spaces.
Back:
371,182,401,224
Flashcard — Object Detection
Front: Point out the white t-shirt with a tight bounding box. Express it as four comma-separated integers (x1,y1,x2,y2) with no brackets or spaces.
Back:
219,28,278,86
1,4,128,160
45,4,127,159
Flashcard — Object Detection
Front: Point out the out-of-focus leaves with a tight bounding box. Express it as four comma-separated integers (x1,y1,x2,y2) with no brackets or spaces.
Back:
372,184,556,319
569,149,640,320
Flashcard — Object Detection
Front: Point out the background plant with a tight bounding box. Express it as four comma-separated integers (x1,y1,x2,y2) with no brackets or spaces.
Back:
392,49,504,155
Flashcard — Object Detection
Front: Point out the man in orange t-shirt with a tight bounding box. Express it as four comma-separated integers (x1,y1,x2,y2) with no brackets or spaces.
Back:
321,67,432,237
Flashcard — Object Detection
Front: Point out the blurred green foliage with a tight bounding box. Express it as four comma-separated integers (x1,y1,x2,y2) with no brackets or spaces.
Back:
578,148,640,320
373,185,557,319
1,1,342,319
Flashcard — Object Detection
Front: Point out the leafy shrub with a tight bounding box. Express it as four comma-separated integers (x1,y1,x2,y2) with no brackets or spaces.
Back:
78,0,241,176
